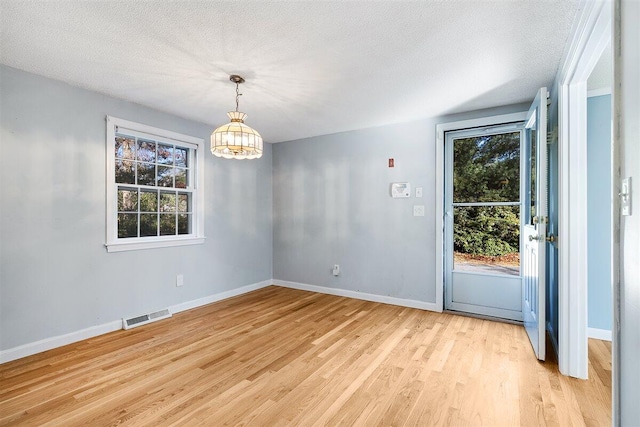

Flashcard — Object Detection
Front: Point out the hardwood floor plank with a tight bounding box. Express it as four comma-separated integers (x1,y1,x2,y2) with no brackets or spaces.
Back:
0,287,611,426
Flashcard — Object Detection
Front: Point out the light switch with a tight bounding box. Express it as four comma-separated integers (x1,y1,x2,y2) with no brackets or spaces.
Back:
415,187,423,198
413,205,425,216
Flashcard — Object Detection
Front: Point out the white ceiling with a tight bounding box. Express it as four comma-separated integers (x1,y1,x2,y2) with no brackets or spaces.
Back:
0,1,580,143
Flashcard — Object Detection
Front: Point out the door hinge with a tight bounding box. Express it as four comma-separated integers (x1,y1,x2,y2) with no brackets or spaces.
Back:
533,216,549,225
547,127,557,145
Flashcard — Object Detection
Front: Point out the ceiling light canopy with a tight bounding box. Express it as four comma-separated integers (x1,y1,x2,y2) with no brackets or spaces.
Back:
211,75,263,160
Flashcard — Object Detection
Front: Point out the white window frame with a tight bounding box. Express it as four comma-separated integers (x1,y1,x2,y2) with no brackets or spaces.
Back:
105,116,205,252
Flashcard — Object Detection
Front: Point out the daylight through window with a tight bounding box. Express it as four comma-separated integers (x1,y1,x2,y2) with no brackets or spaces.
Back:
106,117,204,252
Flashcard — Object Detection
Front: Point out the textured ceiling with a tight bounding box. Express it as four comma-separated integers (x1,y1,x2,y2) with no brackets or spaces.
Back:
0,1,580,143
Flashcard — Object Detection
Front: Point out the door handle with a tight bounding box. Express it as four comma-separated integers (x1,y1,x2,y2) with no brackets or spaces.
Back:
528,234,556,243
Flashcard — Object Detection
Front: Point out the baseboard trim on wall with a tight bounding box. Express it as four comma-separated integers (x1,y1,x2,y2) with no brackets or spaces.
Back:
588,327,612,341
273,280,440,312
0,279,273,365
0,320,123,365
169,280,273,314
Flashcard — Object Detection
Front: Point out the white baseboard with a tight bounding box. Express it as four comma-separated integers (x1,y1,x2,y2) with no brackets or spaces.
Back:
0,320,123,365
588,327,612,341
273,280,440,312
170,280,272,314
0,279,273,365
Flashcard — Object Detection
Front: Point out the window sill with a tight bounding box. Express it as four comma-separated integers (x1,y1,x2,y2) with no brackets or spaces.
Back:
105,236,205,253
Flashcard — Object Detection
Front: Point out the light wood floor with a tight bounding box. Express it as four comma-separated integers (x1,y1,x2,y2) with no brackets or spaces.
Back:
0,286,611,426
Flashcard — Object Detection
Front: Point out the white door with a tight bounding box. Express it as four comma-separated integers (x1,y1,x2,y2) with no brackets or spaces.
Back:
522,87,548,361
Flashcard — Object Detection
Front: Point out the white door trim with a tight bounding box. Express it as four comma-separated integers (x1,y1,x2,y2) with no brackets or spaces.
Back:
555,0,611,379
435,112,528,313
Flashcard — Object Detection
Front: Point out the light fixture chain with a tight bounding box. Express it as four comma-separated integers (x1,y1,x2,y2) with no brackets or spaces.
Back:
235,82,242,112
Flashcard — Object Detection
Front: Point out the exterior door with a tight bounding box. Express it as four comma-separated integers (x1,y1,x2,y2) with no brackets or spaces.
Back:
522,87,548,361
444,123,524,321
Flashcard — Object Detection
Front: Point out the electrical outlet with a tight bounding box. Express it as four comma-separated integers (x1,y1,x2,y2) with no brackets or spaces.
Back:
413,205,425,216
332,264,340,276
176,274,184,287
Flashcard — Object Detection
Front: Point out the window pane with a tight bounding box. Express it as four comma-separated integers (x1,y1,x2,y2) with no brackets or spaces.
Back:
136,139,156,163
157,165,174,187
175,168,187,189
453,132,520,203
115,160,135,184
139,190,158,212
175,147,188,167
118,213,138,238
160,214,176,236
160,192,176,212
137,162,156,186
115,135,135,160
140,214,158,237
178,213,191,235
118,188,138,212
158,144,174,165
453,205,520,275
177,193,189,212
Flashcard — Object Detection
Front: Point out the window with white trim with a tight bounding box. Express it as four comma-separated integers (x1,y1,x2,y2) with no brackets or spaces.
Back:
106,116,205,252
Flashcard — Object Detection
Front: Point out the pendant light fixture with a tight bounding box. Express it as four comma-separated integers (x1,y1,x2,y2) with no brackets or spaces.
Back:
210,75,263,160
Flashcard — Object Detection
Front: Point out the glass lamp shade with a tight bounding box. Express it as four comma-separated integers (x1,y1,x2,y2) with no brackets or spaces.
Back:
210,111,263,160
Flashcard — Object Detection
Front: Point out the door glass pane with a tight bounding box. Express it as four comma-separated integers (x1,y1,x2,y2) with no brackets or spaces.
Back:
453,132,520,203
453,205,520,275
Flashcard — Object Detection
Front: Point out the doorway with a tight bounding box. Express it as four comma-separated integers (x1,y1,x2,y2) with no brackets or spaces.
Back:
443,124,524,321
586,43,613,343
440,89,549,361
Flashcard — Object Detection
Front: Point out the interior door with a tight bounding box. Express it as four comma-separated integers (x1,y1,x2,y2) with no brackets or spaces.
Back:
522,87,548,361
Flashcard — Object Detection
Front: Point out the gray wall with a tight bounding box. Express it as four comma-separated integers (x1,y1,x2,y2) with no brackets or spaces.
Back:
616,0,640,422
0,65,273,351
272,104,528,304
586,94,612,332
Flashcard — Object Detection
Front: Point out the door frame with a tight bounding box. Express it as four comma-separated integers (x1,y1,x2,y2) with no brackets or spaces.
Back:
555,0,611,380
435,112,528,313
443,124,525,321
